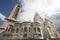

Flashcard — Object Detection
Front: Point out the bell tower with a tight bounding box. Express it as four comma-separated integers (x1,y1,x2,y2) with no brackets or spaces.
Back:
2,2,22,29
8,2,22,20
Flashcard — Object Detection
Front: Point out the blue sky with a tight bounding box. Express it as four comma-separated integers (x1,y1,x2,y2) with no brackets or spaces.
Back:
0,0,19,26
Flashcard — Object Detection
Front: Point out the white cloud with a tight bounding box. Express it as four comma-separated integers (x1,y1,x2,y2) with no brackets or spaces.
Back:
0,13,6,21
19,0,60,22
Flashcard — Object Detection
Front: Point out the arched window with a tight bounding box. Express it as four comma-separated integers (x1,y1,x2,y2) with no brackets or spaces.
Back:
6,27,9,31
8,25,13,32
24,27,27,32
16,28,19,33
20,28,23,32
29,27,30,32
37,27,40,32
33,28,36,32
11,28,15,33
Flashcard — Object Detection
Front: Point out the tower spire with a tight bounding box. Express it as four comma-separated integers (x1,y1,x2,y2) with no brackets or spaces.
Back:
7,2,22,20
2,2,22,29
34,12,43,24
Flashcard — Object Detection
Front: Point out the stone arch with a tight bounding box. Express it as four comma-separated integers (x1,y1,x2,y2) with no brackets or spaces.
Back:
6,25,14,32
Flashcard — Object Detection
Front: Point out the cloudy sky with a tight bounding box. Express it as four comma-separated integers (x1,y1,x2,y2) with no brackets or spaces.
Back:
19,0,60,28
0,0,60,28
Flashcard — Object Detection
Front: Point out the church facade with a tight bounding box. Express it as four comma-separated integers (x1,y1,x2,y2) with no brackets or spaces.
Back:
0,2,60,40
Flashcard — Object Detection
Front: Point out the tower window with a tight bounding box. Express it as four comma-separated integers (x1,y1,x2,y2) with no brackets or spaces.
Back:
17,5,20,7
12,5,20,19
